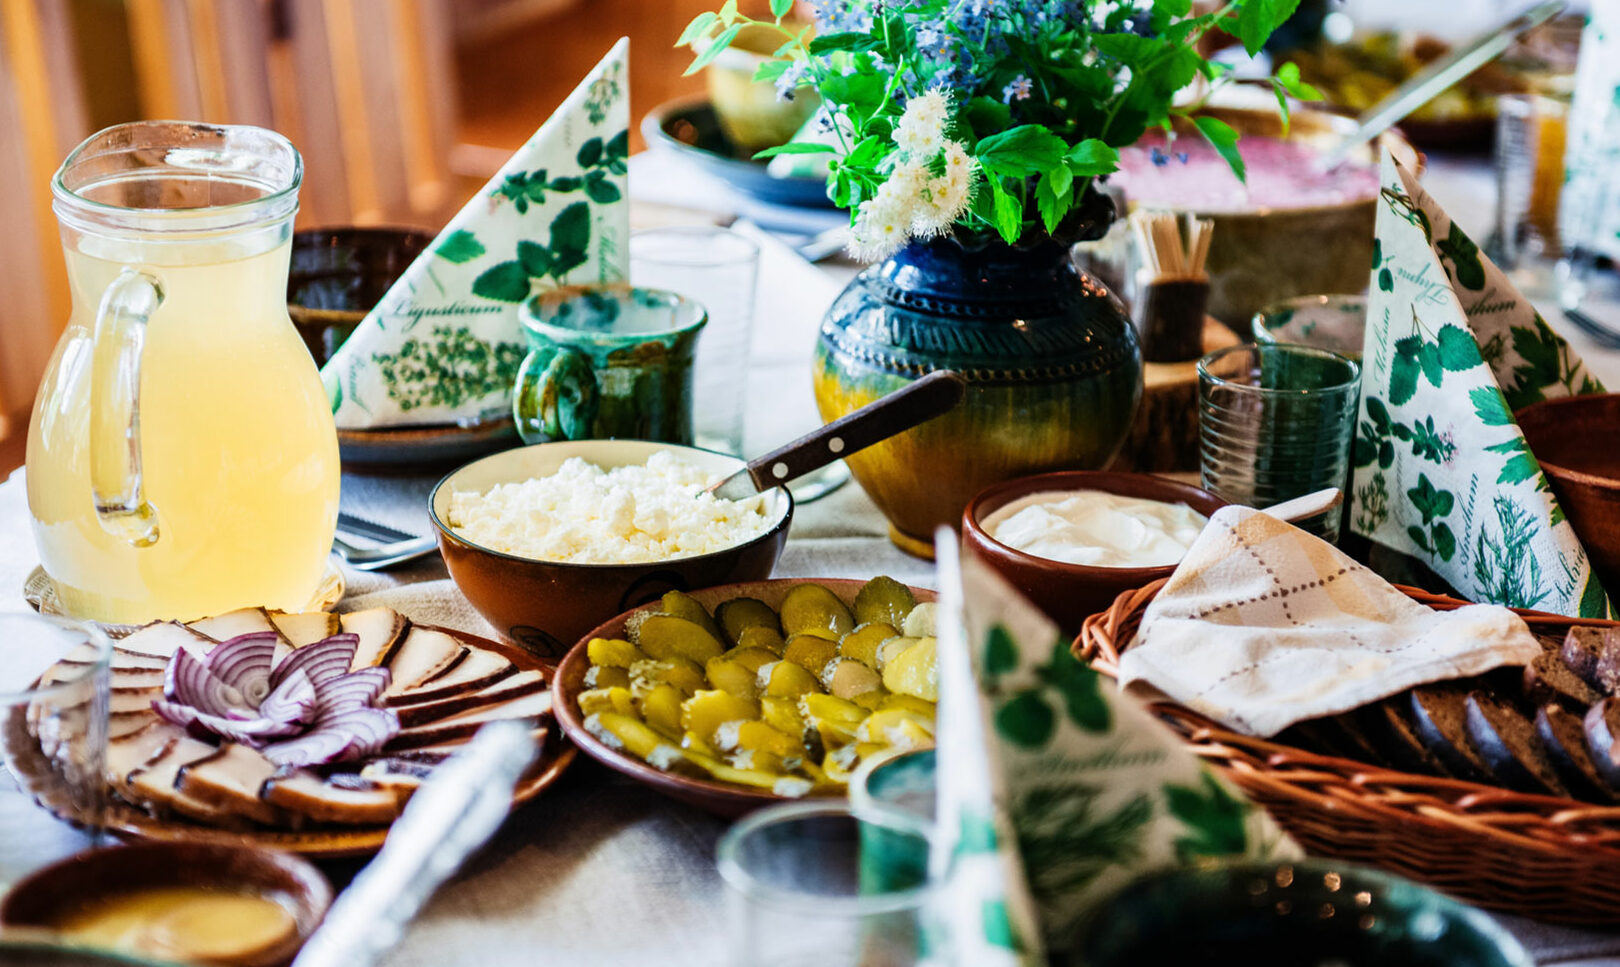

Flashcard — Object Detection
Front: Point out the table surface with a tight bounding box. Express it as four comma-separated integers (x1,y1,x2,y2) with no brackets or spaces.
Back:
6,149,1620,966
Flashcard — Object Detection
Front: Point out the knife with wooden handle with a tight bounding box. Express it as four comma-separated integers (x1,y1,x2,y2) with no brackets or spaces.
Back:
707,370,967,500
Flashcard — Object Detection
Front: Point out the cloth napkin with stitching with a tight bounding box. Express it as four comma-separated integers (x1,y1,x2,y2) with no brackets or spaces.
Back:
1118,505,1543,737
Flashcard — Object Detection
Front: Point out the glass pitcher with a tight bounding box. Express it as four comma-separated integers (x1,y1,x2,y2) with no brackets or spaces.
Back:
27,122,340,624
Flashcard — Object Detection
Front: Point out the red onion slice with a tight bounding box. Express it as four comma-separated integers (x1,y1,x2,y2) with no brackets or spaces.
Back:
260,726,355,767
315,668,391,715
152,699,305,744
203,633,277,708
269,634,359,691
167,648,248,718
258,668,318,727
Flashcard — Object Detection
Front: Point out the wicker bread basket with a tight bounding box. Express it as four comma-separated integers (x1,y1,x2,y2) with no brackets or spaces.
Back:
1076,578,1620,925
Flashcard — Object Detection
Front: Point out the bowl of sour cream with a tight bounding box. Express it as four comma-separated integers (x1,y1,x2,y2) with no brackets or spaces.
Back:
962,472,1227,634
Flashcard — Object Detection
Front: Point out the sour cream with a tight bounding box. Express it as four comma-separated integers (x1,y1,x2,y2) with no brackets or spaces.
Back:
982,490,1208,568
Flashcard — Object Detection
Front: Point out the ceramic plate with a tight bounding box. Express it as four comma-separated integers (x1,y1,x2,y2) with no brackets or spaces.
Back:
12,626,575,859
641,97,835,209
337,418,521,470
553,578,936,819
24,564,346,639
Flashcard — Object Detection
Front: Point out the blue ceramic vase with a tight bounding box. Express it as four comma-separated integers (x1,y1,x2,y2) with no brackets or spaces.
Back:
812,193,1142,557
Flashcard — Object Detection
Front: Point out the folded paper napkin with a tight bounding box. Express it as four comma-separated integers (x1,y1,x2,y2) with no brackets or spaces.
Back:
1120,505,1543,738
932,532,1297,965
321,39,630,429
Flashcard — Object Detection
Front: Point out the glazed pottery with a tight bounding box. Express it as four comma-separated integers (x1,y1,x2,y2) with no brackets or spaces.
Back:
962,471,1226,634
697,21,820,153
1514,393,1620,601
513,286,706,445
431,440,791,657
814,190,1142,557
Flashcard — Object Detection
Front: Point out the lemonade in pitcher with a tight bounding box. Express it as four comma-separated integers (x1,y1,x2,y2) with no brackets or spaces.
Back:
27,123,339,624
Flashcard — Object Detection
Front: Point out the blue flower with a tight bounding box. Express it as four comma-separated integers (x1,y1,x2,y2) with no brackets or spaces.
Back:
1002,74,1033,103
807,0,874,32
775,61,809,102
1150,146,1168,167
1175,151,1189,164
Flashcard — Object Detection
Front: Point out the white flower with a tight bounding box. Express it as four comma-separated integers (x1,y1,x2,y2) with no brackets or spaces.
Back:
893,90,950,158
912,141,978,236
849,196,909,262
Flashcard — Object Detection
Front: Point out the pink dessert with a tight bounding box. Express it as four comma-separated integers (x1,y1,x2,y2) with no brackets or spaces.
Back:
1111,131,1381,213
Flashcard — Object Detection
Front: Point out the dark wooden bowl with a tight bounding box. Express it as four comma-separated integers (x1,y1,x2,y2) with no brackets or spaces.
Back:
962,471,1226,635
431,440,793,660
553,578,937,818
1516,394,1620,599
0,843,332,967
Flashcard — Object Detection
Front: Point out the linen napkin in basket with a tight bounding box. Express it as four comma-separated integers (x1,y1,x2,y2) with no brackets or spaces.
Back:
1119,505,1543,738
321,39,630,429
1354,151,1607,616
932,532,1297,966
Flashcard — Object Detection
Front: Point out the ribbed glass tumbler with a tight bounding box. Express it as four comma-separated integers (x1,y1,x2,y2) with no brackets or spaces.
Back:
1198,344,1362,541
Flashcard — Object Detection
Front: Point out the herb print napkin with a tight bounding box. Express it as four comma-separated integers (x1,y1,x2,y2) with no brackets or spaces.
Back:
1354,153,1609,616
322,39,630,429
932,533,1296,965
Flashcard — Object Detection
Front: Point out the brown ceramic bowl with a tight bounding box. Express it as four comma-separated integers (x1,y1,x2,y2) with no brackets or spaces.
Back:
430,440,793,660
962,471,1226,634
1515,394,1620,599
0,842,332,967
287,227,431,367
553,578,937,819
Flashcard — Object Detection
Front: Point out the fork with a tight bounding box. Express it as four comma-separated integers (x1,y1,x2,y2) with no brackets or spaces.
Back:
333,513,439,571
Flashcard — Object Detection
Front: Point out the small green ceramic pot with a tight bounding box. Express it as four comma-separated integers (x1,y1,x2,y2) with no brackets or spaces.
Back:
514,286,706,445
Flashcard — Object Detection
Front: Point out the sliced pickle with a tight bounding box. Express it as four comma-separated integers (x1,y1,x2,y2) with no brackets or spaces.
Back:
587,637,648,668
633,614,726,665
779,584,855,640
760,660,821,699
782,634,839,676
716,597,782,644
838,622,898,670
881,637,938,701
584,665,630,690
680,689,761,745
629,657,707,697
901,602,938,638
719,645,778,673
659,590,724,641
640,683,685,739
822,658,882,700
854,576,917,629
705,657,761,699
735,625,786,654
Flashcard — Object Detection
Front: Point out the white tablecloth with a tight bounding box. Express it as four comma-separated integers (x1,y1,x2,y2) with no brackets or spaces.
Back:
3,151,1619,965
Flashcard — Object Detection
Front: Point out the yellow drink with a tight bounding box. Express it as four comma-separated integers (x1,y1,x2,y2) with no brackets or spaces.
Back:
27,235,340,623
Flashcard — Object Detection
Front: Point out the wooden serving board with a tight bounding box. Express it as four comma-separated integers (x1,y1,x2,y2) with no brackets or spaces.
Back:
11,626,575,859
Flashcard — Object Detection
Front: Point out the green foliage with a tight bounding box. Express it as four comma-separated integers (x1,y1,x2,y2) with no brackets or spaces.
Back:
676,0,1304,246
1405,473,1457,562
473,201,594,304
435,230,485,264
1015,783,1153,899
1435,221,1485,290
1165,772,1251,861
1473,495,1548,609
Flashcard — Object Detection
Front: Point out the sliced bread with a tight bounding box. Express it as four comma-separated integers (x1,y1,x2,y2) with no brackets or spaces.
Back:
1356,701,1454,778
1523,651,1600,711
1583,698,1620,787
1535,703,1617,803
1462,691,1567,796
1563,626,1620,693
1406,685,1493,783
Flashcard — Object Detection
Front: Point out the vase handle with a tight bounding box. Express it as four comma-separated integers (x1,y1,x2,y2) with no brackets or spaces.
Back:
89,268,163,547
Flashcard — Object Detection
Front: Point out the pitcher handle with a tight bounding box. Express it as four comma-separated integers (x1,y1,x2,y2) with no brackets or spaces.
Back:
90,269,163,547
513,346,599,443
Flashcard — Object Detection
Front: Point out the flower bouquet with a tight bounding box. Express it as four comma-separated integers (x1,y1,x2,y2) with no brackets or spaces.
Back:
679,0,1320,259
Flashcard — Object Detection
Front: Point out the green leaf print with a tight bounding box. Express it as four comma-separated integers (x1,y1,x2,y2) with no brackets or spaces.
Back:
1165,773,1251,862
1379,268,1395,292
1408,474,1454,524
435,229,486,264
1474,496,1549,609
1436,221,1485,290
1484,436,1540,486
995,690,1056,749
1390,416,1455,464
1371,237,1382,269
369,326,525,412
983,625,1018,678
1015,784,1153,898
981,901,1019,951
1470,385,1513,426
577,136,604,168
957,811,1000,854
517,240,553,277
471,261,532,303
584,171,622,204
1431,523,1457,562
549,201,592,276
1419,341,1443,387
1581,572,1611,619
1390,335,1422,405
1437,324,1480,371
1039,639,1111,733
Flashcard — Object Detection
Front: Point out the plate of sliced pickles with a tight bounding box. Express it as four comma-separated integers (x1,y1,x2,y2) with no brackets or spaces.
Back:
552,578,938,817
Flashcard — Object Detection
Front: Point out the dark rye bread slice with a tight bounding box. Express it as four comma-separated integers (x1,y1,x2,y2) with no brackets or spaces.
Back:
1584,698,1620,788
1406,685,1493,783
1536,704,1618,803
1524,650,1601,711
1562,626,1620,694
1279,713,1389,767
1354,701,1455,778
1462,691,1568,796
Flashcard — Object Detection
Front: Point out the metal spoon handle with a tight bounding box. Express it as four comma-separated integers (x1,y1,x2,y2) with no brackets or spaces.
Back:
1315,0,1563,171
715,370,966,499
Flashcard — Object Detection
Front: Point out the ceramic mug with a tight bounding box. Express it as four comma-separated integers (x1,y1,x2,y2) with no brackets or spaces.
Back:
513,286,706,445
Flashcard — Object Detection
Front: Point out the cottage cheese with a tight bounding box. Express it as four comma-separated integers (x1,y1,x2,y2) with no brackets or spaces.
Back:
447,451,775,564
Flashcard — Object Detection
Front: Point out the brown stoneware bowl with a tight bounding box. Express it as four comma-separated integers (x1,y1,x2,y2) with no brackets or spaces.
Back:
0,842,332,967
553,579,936,819
962,471,1226,634
430,440,792,660
1515,394,1620,599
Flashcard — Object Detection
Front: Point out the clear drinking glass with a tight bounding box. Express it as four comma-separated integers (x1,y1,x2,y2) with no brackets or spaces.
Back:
1489,94,1567,286
718,800,943,967
0,613,111,891
630,227,760,456
1198,344,1361,542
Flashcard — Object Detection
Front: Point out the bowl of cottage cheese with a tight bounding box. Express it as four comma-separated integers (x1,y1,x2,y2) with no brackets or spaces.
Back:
431,440,792,657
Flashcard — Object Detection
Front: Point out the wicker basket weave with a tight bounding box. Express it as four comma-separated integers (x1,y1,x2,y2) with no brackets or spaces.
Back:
1076,578,1620,925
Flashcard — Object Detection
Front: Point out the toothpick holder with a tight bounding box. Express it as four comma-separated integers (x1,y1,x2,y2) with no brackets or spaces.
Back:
1134,277,1209,363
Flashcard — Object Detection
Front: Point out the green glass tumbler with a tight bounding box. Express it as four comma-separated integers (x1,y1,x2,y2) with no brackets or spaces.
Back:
513,285,706,445
1198,344,1361,541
